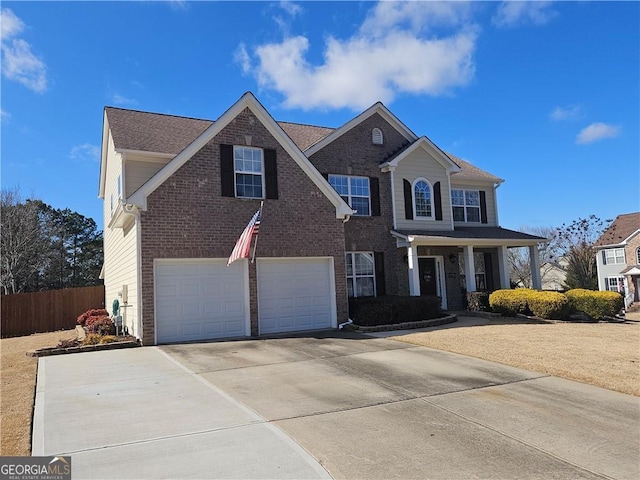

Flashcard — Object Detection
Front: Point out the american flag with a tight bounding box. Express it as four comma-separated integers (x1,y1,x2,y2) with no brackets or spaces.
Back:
227,207,262,266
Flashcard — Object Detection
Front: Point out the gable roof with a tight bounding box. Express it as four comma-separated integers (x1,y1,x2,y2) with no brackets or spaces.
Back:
126,92,354,219
380,136,462,174
594,212,640,247
304,102,418,157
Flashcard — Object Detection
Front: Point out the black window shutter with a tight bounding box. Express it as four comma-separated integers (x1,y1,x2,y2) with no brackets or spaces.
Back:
370,177,380,216
484,252,494,291
479,191,488,224
264,149,278,199
602,251,607,265
374,252,386,296
403,179,413,220
434,181,443,221
220,144,235,197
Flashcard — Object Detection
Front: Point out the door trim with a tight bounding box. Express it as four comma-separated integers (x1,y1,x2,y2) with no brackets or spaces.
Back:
417,255,447,310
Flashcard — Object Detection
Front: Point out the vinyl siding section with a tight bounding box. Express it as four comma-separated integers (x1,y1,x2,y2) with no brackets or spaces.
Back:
103,131,140,337
596,248,628,290
394,149,452,231
451,181,498,227
125,157,170,197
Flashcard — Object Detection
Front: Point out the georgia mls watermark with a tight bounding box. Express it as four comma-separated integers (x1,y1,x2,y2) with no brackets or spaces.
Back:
0,456,71,480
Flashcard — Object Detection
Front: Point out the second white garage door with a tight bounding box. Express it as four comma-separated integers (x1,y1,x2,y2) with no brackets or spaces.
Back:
155,259,249,344
257,258,335,334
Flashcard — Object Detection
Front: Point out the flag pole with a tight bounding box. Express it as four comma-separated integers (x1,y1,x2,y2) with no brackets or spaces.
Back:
250,201,264,264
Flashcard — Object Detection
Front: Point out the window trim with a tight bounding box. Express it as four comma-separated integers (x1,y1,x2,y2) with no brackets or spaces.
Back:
328,174,371,217
452,188,481,223
372,128,384,145
603,248,625,265
234,146,265,199
346,251,377,298
412,177,434,220
605,276,625,293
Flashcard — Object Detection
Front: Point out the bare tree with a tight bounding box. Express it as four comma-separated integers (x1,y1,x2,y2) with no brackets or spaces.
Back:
0,189,49,294
509,226,561,288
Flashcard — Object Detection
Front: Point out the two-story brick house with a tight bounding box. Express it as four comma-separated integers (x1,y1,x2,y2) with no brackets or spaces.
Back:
99,92,545,345
595,212,640,309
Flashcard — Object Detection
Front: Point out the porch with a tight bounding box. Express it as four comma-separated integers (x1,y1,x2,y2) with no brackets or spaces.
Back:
392,227,548,310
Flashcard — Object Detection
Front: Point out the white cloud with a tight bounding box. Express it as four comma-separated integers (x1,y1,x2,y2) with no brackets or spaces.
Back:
278,1,301,17
70,143,100,163
0,8,48,93
111,93,138,106
550,104,581,121
575,123,620,144
240,1,478,111
492,1,557,28
0,108,10,121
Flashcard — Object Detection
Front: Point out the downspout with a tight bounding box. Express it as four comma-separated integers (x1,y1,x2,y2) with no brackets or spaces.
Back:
338,318,353,330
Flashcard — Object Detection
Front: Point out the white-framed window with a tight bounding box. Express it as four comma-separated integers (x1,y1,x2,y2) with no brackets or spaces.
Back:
346,252,376,297
329,175,371,216
459,252,487,291
372,128,384,145
234,146,264,199
603,248,625,265
606,276,625,293
413,178,433,219
452,189,480,223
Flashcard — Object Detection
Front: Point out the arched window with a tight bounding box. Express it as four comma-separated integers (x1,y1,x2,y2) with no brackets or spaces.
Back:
413,178,432,219
372,128,383,145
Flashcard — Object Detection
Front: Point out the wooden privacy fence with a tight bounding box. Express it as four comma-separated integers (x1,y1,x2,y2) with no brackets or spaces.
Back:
1,285,105,338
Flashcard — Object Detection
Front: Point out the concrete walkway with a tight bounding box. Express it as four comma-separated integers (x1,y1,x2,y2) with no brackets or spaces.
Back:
32,348,331,479
34,329,640,479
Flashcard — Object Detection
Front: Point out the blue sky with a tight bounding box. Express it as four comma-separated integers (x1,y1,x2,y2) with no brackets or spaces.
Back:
2,1,638,232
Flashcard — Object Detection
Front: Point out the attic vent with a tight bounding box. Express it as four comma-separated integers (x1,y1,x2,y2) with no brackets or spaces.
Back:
372,128,383,145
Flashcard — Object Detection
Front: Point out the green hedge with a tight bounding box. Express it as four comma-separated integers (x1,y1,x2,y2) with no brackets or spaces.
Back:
489,288,623,320
348,295,442,326
566,289,624,320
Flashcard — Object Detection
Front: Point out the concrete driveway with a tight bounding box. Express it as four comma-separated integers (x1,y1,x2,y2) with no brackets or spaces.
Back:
34,330,639,479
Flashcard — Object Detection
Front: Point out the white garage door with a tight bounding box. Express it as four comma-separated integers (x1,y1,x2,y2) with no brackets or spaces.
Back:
258,258,335,335
155,259,248,344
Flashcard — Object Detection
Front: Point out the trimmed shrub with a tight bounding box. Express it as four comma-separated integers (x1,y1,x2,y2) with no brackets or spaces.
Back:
566,289,624,320
77,308,109,327
489,289,534,316
527,291,570,320
85,316,116,336
349,295,442,326
466,292,490,312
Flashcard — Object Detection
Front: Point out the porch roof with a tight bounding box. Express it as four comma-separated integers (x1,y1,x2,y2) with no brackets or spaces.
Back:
392,227,546,247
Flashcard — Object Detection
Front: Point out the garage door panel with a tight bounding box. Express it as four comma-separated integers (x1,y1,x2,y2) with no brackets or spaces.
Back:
258,258,334,335
155,260,248,343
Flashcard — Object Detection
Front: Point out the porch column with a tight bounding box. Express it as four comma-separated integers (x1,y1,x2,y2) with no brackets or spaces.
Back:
497,245,511,289
407,245,420,296
530,245,542,290
463,245,477,292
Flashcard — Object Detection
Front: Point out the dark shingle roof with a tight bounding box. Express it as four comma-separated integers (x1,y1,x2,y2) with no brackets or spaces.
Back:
104,106,500,182
595,212,640,247
446,152,503,183
395,227,546,241
278,121,334,151
105,107,213,155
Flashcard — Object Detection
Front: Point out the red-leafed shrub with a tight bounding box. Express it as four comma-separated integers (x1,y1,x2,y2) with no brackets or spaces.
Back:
77,308,109,326
85,316,115,336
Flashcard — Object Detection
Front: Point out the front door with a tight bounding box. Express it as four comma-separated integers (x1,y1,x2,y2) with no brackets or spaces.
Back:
418,258,437,296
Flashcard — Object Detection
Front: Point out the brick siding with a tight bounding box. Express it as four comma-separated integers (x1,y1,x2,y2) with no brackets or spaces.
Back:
309,113,411,297
139,108,346,344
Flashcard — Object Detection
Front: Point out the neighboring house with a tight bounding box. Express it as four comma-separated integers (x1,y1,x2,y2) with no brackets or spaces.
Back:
540,259,568,291
594,212,640,309
99,92,545,345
